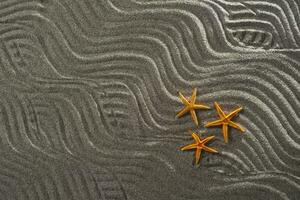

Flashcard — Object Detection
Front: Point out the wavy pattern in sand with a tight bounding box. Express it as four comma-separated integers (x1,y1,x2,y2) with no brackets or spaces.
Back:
0,0,299,199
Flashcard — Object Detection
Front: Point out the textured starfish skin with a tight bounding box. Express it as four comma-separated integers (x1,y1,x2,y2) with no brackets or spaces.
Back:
176,88,210,125
181,132,218,165
205,102,245,143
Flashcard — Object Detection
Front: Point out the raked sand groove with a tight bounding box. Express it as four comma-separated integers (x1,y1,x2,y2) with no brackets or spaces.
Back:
0,0,299,199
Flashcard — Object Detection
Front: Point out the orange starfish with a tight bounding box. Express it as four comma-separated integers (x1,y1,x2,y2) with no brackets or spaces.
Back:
181,132,218,165
205,102,245,143
176,88,210,125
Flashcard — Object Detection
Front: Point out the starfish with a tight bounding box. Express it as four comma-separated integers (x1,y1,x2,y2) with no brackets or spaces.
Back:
205,102,245,143
176,88,210,125
181,132,218,165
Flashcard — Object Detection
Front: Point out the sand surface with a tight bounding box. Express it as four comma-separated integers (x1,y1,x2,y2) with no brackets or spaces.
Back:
0,0,299,199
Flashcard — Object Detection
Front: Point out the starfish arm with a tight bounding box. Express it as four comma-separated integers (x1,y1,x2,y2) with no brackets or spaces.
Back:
226,107,243,120
222,124,229,143
214,102,226,118
181,143,197,151
191,132,201,143
205,119,223,127
193,103,210,110
195,148,202,164
190,109,198,125
190,88,197,104
178,92,190,106
176,106,190,118
229,121,245,132
202,146,218,153
200,135,215,144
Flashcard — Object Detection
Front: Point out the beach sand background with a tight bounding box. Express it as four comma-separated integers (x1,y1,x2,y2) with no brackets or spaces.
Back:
0,0,299,199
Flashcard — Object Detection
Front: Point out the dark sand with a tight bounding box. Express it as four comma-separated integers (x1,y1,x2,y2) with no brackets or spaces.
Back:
0,0,299,199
